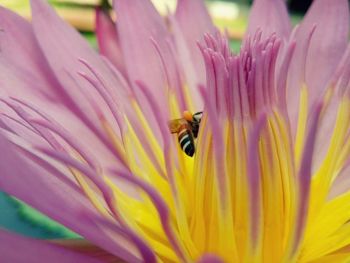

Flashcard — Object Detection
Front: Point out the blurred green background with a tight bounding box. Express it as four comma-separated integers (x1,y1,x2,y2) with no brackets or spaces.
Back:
0,0,307,240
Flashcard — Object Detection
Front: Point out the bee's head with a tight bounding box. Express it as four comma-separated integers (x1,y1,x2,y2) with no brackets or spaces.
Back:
192,112,203,123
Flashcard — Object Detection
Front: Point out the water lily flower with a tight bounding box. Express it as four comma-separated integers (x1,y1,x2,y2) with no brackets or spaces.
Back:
0,0,349,262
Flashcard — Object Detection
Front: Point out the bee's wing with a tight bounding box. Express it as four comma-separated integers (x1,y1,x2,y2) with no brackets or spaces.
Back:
168,118,187,133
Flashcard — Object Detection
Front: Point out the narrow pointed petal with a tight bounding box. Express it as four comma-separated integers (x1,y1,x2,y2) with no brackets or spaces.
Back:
0,10,100,160
329,163,350,199
304,0,349,93
247,114,266,252
95,9,126,76
174,0,215,86
246,0,291,39
29,0,127,122
0,7,108,157
0,6,61,101
0,229,104,263
112,0,169,99
0,133,141,262
290,103,323,258
28,0,133,169
292,0,349,107
169,17,203,109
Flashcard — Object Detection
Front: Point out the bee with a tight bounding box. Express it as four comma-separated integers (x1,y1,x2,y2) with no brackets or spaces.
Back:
168,111,203,157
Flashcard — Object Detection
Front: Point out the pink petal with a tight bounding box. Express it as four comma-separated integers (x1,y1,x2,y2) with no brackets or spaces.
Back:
247,114,266,249
286,26,316,136
328,162,350,199
95,8,126,76
29,0,128,125
112,0,172,111
0,7,93,155
305,0,349,99
313,95,341,172
0,7,96,148
290,0,349,110
0,6,61,103
286,0,349,147
174,0,215,93
169,17,203,109
0,229,104,263
0,5,134,199
21,0,131,169
246,0,291,40
0,133,141,262
290,103,323,257
37,148,156,263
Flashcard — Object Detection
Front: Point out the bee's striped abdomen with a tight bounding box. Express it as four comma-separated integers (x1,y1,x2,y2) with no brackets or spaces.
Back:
178,125,195,157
